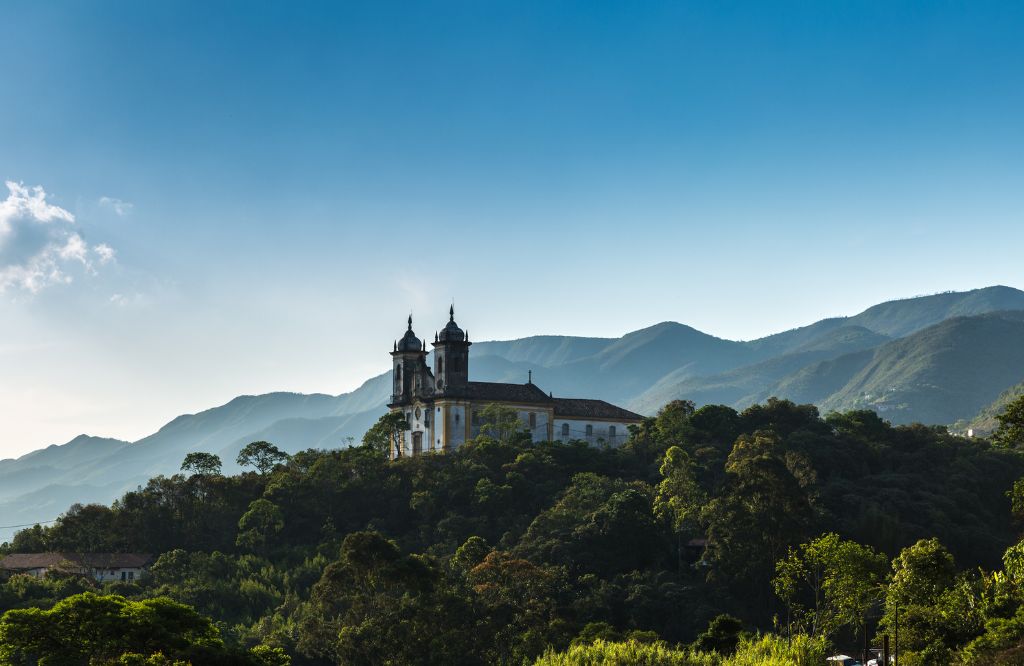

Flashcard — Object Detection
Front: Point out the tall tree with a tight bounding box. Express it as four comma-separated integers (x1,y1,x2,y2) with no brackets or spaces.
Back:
653,446,706,570
362,411,410,458
180,452,222,477
236,441,290,474
995,394,1024,448
772,532,887,639
478,403,528,446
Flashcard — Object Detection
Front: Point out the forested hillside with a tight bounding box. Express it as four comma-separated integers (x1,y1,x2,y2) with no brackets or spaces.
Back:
4,286,1024,544
6,397,1024,664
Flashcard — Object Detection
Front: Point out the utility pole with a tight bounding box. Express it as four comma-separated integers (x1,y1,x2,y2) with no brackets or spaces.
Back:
894,605,899,665
883,634,890,666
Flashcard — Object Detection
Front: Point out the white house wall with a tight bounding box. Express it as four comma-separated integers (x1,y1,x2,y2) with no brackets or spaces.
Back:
93,567,145,582
469,407,551,442
554,419,631,446
447,405,467,449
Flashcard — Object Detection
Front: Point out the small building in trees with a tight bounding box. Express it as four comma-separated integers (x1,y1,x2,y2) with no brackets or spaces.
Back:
388,307,643,458
0,552,152,582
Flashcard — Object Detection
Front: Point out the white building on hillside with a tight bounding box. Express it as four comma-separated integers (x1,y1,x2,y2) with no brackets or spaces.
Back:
387,308,644,458
0,553,151,582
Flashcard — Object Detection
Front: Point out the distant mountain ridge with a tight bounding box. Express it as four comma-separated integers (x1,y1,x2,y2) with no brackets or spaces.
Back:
3,285,1024,543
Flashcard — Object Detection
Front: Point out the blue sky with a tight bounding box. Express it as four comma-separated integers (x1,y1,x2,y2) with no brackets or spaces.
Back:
2,1,1023,457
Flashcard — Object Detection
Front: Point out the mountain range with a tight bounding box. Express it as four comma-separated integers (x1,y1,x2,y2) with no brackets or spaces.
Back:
3,285,1024,543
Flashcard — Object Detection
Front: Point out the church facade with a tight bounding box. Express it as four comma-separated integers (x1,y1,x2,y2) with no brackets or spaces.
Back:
388,308,644,458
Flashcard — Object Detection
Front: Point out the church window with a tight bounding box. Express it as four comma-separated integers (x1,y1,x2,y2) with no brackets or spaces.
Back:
586,424,593,437
438,357,443,374
609,425,617,439
396,364,402,383
561,423,569,437
529,412,536,428
406,412,412,425
455,412,460,424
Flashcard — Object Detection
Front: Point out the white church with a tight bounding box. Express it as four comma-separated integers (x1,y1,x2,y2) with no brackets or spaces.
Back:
388,307,643,458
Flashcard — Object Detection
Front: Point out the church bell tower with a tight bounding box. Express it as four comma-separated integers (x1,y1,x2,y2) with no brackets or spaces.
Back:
432,306,470,394
389,315,426,406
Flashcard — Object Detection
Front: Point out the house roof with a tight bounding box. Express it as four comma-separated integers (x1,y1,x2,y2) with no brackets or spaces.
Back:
552,398,643,421
0,552,152,570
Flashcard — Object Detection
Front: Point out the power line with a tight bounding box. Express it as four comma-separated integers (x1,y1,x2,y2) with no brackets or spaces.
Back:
0,518,57,528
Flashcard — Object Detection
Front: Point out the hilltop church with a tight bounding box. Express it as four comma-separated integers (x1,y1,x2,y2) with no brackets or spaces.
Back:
388,307,643,458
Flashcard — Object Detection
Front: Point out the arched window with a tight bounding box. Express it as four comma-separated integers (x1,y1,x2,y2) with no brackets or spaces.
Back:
561,423,569,437
529,412,537,428
396,364,402,383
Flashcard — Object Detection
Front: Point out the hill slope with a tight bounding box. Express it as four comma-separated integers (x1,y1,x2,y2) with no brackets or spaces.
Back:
957,380,1024,436
767,311,1024,424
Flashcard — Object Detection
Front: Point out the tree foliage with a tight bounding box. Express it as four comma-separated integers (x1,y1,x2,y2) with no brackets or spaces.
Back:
180,452,222,477
3,401,1024,664
362,411,410,458
237,441,290,475
995,394,1024,449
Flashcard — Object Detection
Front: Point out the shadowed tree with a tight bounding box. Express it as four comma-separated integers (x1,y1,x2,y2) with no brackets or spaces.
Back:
995,394,1024,449
654,445,706,570
772,532,887,640
237,441,290,475
362,411,410,458
180,452,222,477
478,403,529,446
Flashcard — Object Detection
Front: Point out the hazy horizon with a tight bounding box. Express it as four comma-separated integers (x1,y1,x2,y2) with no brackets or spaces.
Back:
3,2,1024,458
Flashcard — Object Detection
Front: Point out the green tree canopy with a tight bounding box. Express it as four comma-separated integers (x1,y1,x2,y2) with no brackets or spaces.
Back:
478,403,529,446
236,441,290,474
995,394,1024,448
772,532,887,639
180,452,222,477
362,411,410,457
0,592,225,664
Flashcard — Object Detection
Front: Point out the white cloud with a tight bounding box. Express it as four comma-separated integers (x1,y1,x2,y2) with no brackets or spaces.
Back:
94,243,116,265
0,181,117,294
99,196,133,216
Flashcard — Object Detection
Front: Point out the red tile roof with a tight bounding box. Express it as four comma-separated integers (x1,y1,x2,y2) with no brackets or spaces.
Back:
0,552,152,570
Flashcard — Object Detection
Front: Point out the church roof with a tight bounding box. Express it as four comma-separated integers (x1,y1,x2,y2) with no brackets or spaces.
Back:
463,381,551,403
446,381,642,422
396,316,423,352
437,305,467,343
552,398,644,421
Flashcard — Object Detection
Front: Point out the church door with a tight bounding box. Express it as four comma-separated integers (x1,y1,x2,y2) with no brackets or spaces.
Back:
412,431,423,455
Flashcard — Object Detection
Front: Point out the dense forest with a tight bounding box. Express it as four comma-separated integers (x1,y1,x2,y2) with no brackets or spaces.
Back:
4,396,1024,665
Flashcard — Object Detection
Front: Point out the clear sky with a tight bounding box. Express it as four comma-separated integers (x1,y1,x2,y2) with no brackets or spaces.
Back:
2,1,1023,458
